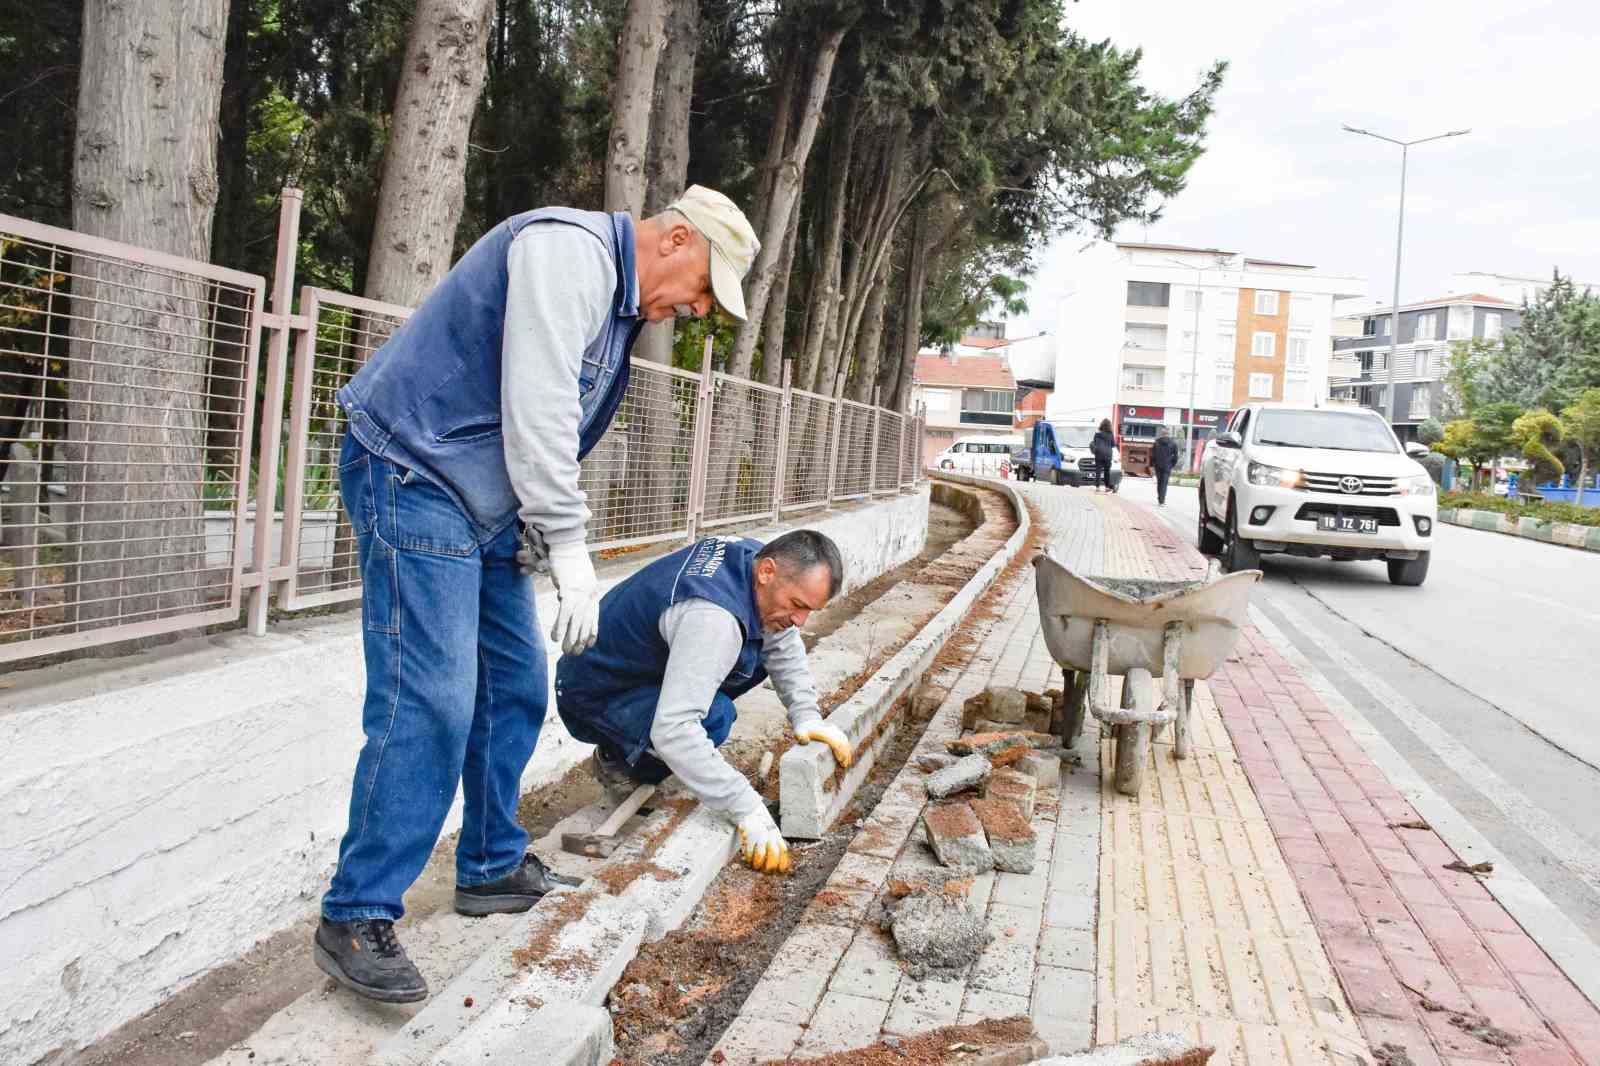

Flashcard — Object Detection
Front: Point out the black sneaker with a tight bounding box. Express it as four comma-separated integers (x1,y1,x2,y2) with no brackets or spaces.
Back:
455,852,582,916
313,918,428,1004
590,746,637,797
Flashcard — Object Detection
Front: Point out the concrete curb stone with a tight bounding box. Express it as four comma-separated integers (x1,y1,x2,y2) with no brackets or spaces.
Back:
1439,506,1600,553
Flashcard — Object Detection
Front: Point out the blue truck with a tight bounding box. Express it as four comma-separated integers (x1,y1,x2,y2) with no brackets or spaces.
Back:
1009,420,1122,489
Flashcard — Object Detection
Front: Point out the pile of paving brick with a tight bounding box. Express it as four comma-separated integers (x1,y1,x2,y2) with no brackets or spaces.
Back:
919,687,1070,876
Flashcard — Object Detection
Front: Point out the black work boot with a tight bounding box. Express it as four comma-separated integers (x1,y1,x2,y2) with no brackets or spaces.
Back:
455,851,582,916
313,918,428,1004
590,745,637,799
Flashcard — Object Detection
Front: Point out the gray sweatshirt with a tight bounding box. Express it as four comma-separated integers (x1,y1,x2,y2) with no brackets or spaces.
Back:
651,599,826,823
501,223,618,547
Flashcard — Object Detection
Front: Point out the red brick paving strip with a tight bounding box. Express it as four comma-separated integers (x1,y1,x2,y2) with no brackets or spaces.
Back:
1120,494,1600,1065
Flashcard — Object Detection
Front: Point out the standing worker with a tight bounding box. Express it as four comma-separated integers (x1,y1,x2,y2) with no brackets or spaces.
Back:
1152,428,1179,506
1091,418,1117,493
313,187,761,1004
554,530,853,876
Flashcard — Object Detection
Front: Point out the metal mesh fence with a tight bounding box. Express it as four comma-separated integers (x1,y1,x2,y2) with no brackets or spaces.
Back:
783,388,834,512
0,216,263,660
581,361,701,548
900,415,917,487
874,411,904,493
279,289,409,608
702,374,782,527
833,400,875,499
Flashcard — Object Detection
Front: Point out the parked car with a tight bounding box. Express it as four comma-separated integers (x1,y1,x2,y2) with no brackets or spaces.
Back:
1010,421,1122,489
935,434,1022,477
1197,403,1436,586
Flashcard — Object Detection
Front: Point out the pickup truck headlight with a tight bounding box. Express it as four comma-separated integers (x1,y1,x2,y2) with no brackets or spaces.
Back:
1398,474,1435,497
1247,461,1304,489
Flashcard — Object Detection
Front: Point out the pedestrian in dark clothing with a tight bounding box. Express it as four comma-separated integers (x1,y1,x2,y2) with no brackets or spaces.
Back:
1152,430,1179,505
1091,419,1116,493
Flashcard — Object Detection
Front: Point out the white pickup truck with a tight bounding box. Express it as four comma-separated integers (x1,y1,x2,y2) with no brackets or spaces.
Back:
1197,403,1437,586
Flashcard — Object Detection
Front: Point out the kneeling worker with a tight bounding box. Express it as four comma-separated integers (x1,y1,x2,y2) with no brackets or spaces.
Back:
552,530,852,874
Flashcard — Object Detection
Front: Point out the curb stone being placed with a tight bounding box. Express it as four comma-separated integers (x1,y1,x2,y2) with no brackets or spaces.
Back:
421,1003,614,1066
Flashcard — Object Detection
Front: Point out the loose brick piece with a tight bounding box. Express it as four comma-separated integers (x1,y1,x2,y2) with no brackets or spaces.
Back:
1017,751,1061,789
923,801,995,871
963,687,1029,729
926,753,993,799
988,767,1037,819
947,732,1047,765
970,796,1037,874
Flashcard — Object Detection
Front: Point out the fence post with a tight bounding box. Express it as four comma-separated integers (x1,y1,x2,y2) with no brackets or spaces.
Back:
824,397,844,507
866,387,882,495
771,359,793,523
247,187,303,636
899,409,910,490
685,337,716,541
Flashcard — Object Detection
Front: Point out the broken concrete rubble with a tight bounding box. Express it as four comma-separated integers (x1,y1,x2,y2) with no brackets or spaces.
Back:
880,889,991,978
922,801,994,871
1028,1031,1216,1065
1017,751,1061,788
970,796,1037,874
925,753,993,799
962,687,1027,730
989,767,1037,819
946,732,1040,765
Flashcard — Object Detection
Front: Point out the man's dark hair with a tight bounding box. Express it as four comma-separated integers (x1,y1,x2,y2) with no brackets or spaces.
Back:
757,530,844,598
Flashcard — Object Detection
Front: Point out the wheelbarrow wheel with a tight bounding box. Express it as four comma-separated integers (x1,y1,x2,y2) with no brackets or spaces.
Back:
1112,668,1154,796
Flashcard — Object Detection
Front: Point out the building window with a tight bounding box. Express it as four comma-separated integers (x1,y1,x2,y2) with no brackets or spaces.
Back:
1415,348,1432,377
1283,377,1311,404
1127,281,1171,307
1251,332,1276,358
1484,312,1503,341
1363,318,1378,337
922,389,951,412
1217,331,1236,355
1413,312,1437,341
1287,337,1309,366
1124,324,1167,350
1122,367,1164,390
1409,389,1432,420
1215,374,1233,405
959,388,1015,426
1215,289,1238,318
1181,330,1198,351
1183,289,1203,312
1249,372,1275,399
1254,291,1279,315
1290,295,1314,328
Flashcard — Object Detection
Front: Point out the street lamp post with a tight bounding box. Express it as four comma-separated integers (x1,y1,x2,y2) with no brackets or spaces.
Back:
1342,125,1469,431
1162,255,1230,471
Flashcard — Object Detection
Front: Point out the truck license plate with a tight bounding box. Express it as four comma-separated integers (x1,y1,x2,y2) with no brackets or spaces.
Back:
1317,514,1379,534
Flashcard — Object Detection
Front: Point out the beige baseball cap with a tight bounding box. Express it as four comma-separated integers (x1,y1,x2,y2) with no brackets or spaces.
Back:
668,185,760,320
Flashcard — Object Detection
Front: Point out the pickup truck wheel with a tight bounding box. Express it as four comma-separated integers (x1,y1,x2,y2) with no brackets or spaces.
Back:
1053,467,1067,486
1223,500,1262,573
1197,489,1224,554
1386,552,1430,586
940,460,954,471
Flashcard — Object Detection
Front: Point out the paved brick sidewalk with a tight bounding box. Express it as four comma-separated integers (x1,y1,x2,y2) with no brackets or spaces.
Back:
1130,492,1600,1064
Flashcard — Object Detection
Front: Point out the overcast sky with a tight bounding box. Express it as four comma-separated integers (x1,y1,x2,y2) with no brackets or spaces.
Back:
1006,0,1600,338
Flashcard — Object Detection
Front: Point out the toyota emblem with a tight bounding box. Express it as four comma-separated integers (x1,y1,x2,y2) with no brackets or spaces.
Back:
1339,476,1363,494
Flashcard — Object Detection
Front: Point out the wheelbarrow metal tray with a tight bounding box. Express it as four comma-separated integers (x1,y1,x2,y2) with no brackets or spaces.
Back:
1032,550,1259,679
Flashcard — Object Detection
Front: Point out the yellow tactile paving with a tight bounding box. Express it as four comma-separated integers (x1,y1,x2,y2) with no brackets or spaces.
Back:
1085,495,1368,1065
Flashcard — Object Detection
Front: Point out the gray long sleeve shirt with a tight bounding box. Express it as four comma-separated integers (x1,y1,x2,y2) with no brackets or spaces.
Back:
501,224,618,547
650,599,826,823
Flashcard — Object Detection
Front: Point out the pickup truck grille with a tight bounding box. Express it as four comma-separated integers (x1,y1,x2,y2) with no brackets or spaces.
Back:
1077,458,1097,472
1302,471,1400,496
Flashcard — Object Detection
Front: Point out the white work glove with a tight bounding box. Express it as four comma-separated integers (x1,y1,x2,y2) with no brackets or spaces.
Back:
736,804,792,875
792,715,854,770
546,540,600,655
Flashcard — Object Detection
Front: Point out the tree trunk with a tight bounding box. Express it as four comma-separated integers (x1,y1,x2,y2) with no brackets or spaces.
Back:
888,203,930,412
849,271,890,402
637,0,699,366
726,24,852,380
798,99,857,392
745,53,799,244
604,0,668,216
67,0,229,639
365,0,494,307
759,201,801,385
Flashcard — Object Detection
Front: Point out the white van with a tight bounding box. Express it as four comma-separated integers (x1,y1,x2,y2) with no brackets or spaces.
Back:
935,434,1023,477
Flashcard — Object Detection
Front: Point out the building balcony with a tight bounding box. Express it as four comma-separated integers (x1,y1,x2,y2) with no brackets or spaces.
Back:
1121,345,1167,368
1123,305,1169,326
1118,384,1166,404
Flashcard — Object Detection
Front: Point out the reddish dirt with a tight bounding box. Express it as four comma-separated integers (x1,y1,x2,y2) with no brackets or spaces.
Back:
592,860,682,894
750,1017,1035,1066
509,889,597,969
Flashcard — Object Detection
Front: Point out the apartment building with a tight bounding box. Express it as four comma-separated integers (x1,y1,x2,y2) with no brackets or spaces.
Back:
1329,293,1519,437
1051,242,1366,457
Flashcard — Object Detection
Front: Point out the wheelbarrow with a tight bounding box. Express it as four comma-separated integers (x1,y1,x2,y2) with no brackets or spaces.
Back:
1033,550,1260,796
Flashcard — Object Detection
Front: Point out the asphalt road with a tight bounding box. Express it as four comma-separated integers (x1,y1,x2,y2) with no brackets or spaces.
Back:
1118,474,1600,953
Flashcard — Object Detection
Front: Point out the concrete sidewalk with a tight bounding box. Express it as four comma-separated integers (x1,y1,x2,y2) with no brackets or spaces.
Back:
704,483,1600,1065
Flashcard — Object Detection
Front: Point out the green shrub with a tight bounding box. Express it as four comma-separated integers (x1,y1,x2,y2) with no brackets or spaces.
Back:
1439,491,1600,528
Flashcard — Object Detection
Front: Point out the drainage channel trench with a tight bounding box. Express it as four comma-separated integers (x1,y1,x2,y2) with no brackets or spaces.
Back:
67,492,998,1066
607,488,1026,1066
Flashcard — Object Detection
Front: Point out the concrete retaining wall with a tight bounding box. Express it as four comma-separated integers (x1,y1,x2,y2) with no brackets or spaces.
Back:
1439,506,1600,552
0,489,928,1066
